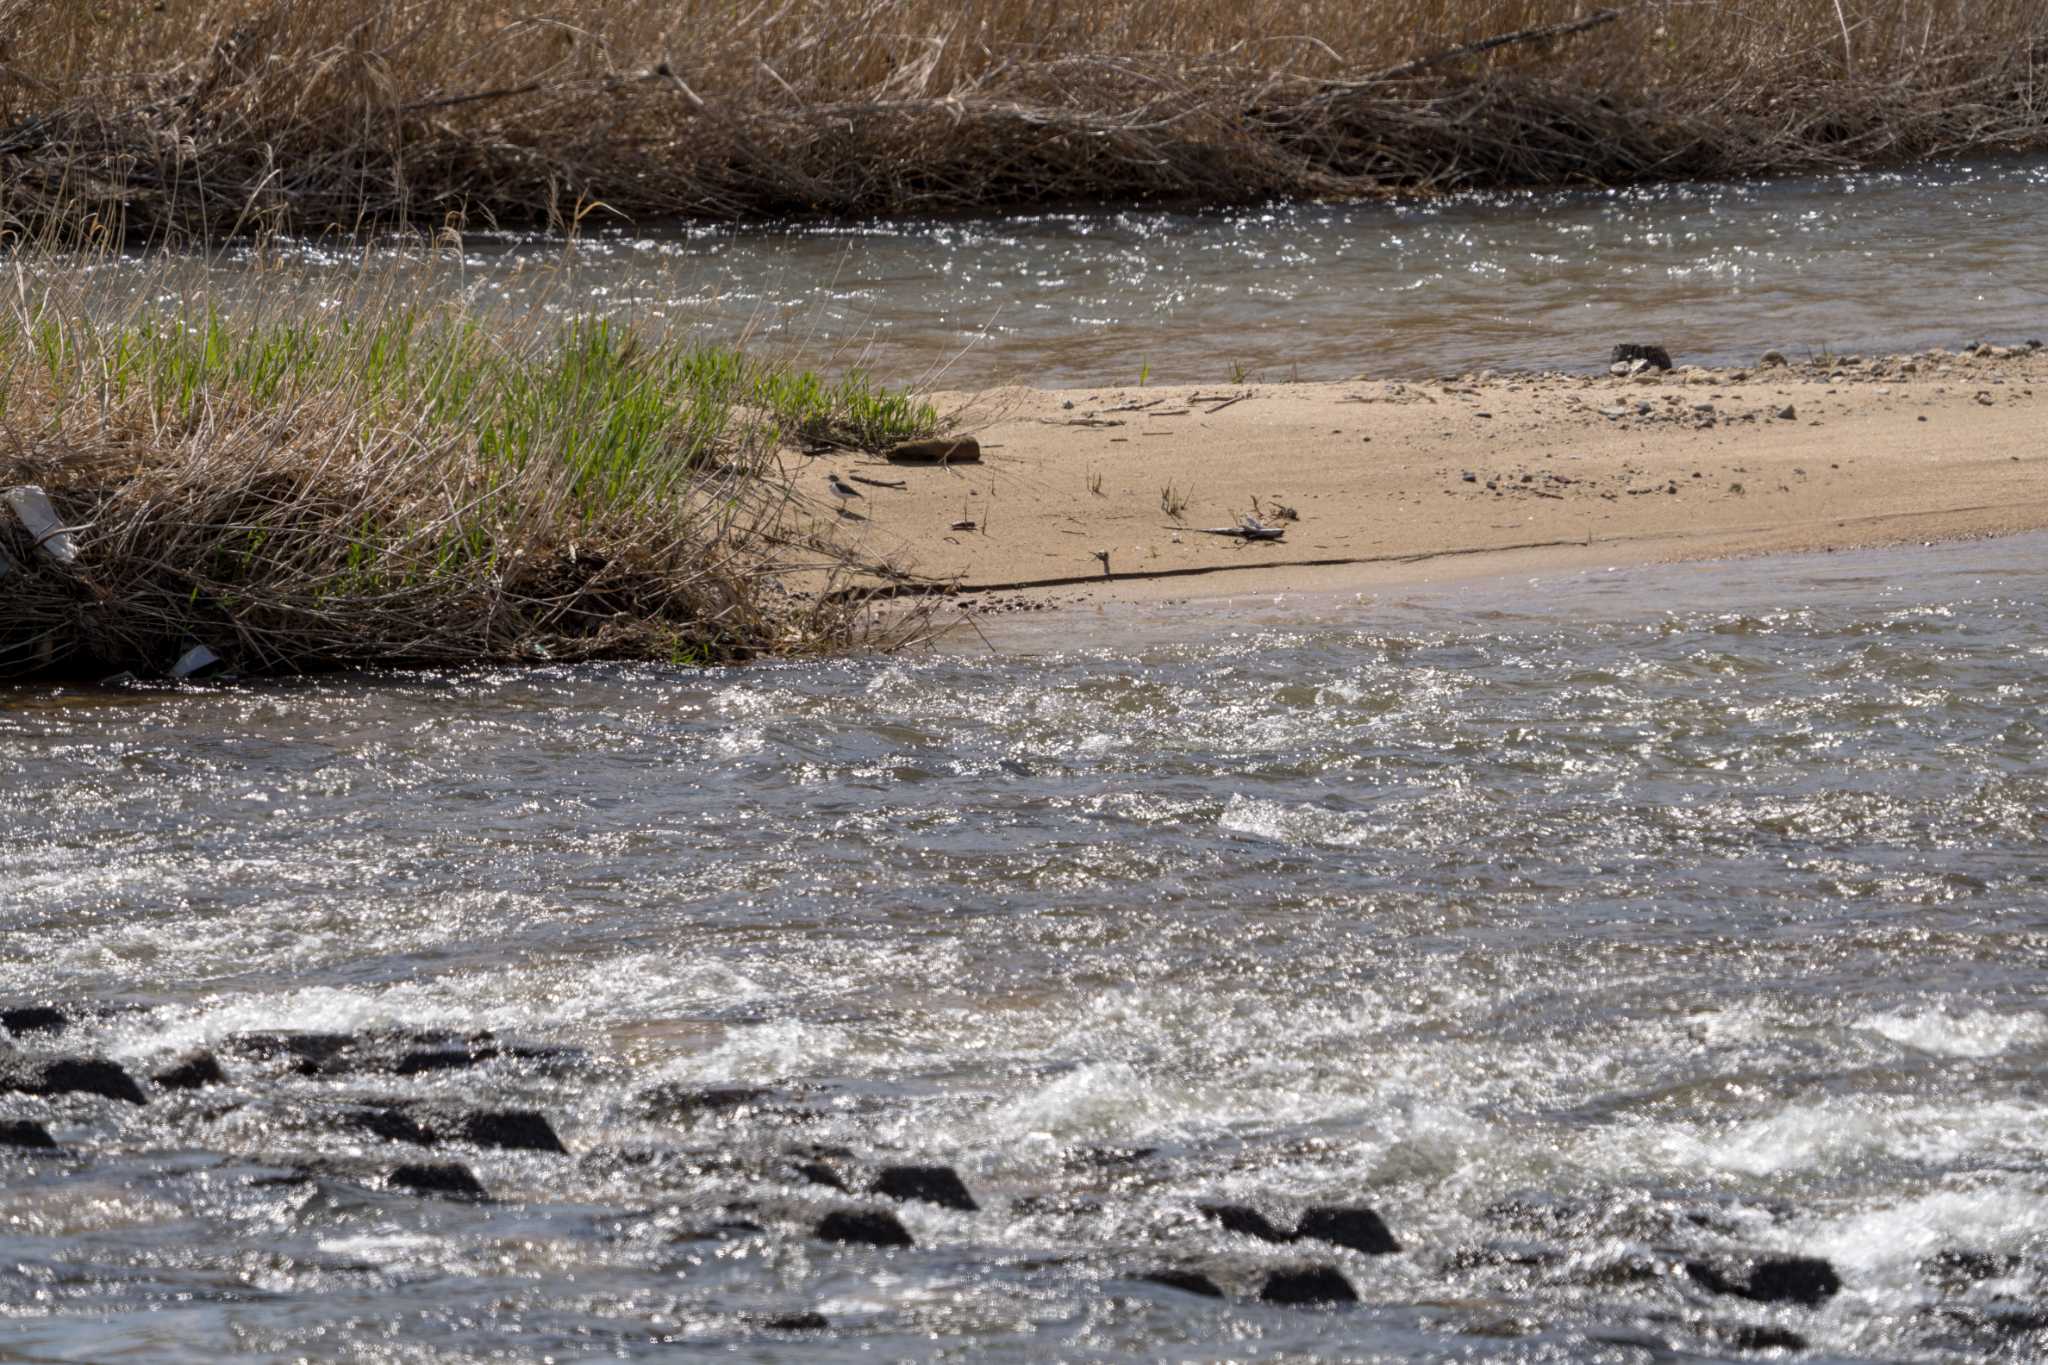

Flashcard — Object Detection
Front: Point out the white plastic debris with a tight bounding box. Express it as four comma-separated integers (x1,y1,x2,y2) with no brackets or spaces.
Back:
169,645,223,680
3,485,79,564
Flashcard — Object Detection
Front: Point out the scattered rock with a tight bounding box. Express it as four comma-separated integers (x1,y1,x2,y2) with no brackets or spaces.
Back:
349,1107,438,1147
815,1209,914,1248
1,1005,67,1036
152,1052,227,1091
1258,1265,1358,1306
1611,343,1673,371
456,1109,566,1154
1199,1203,1296,1244
886,437,981,465
389,1162,487,1199
757,1312,829,1332
0,1118,58,1150
393,1043,500,1076
1686,1255,1842,1307
1758,350,1788,367
18,1057,150,1106
1297,1205,1400,1256
1774,404,1797,421
1138,1268,1225,1298
872,1164,977,1212
793,1160,847,1191
1724,1324,1808,1351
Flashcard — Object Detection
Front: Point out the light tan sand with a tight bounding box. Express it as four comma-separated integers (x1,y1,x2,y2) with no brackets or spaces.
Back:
804,345,2048,608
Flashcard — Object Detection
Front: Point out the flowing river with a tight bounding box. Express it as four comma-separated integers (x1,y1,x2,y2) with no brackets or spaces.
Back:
4,532,2046,1361
90,155,2048,385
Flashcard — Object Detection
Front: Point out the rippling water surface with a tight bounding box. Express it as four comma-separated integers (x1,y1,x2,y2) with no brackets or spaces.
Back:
3,535,2045,1360
92,157,2048,385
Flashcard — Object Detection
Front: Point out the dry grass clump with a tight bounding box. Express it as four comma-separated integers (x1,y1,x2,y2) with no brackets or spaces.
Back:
0,268,941,679
1,0,2045,241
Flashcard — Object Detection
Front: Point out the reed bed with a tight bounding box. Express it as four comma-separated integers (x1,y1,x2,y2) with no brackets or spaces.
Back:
0,268,941,679
3,0,2045,242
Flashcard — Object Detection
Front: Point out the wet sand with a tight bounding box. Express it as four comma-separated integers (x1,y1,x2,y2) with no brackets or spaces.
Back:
810,344,2048,608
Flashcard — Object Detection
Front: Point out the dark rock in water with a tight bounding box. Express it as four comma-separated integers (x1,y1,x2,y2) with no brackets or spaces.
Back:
1611,343,1673,371
393,1044,500,1076
886,436,981,465
757,1311,828,1332
1687,1255,1842,1307
1199,1203,1295,1244
1724,1324,1808,1351
153,1051,228,1091
457,1109,566,1154
1922,1248,2021,1287
815,1209,914,1248
872,1164,977,1212
390,1162,487,1199
1259,1265,1358,1306
0,1118,58,1150
793,1160,847,1191
1138,1268,1225,1299
1,1005,67,1036
349,1107,438,1147
1297,1205,1400,1256
37,1057,148,1105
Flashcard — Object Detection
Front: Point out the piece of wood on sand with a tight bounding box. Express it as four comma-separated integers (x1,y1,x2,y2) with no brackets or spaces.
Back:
886,437,981,465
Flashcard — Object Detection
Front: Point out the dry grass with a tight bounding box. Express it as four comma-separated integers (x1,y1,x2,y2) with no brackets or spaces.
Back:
1,0,2044,241
0,264,941,679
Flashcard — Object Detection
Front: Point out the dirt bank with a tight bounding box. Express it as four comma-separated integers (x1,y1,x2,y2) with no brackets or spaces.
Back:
809,343,2048,609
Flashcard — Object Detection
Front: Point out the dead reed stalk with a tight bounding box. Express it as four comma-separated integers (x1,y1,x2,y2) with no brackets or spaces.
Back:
1,1,2043,242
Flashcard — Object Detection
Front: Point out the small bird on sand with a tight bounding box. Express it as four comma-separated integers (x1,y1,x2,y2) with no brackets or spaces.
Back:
826,472,866,518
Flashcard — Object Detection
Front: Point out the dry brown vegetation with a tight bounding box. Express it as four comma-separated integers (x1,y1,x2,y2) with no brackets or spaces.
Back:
3,0,2045,242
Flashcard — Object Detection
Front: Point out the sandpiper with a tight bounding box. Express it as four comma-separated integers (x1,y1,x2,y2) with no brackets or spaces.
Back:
826,472,865,517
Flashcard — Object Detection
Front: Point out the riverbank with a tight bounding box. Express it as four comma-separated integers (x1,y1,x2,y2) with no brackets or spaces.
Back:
0,298,941,680
819,343,2048,610
8,1,2048,243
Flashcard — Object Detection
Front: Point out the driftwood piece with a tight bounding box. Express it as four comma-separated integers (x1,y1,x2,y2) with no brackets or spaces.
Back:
886,437,981,465
849,474,908,489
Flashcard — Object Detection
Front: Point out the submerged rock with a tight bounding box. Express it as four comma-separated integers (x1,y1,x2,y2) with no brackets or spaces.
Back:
0,1118,58,1150
348,1107,438,1147
792,1160,847,1191
1198,1203,1295,1244
1296,1205,1400,1256
1137,1268,1225,1298
389,1162,488,1199
1258,1265,1358,1306
456,1109,566,1154
872,1164,977,1212
1723,1324,1808,1351
815,1209,914,1248
153,1051,228,1091
17,1057,150,1106
757,1311,829,1332
1686,1254,1842,1307
1,1005,67,1036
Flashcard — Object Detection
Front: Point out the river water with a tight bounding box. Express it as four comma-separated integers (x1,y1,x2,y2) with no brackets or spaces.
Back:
94,156,2048,386
3,532,2045,1361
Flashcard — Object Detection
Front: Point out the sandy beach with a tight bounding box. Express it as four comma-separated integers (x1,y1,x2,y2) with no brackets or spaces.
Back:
814,344,2048,608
